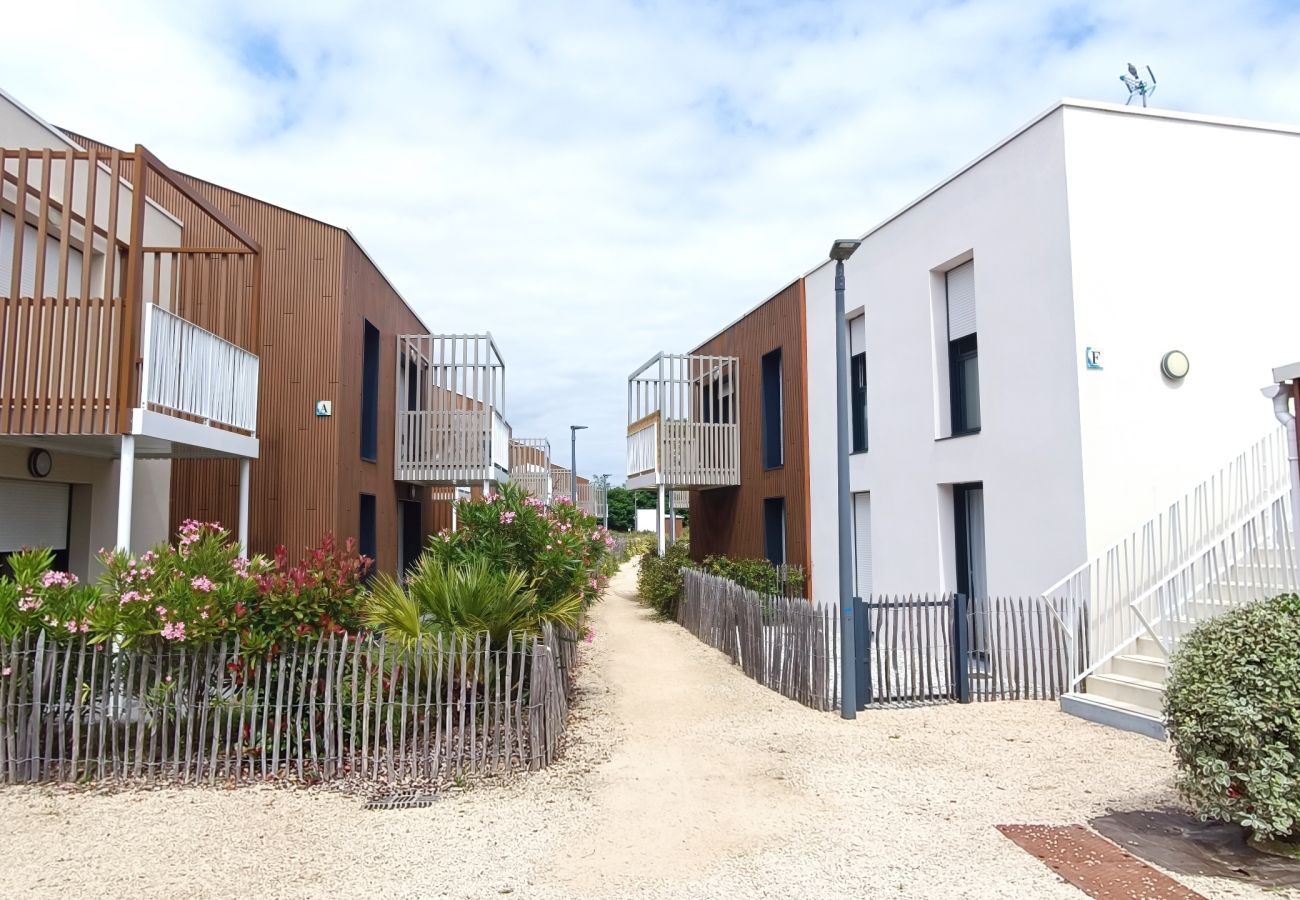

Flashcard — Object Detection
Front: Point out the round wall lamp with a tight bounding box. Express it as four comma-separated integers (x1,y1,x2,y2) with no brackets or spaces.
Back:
27,448,52,478
1161,350,1190,381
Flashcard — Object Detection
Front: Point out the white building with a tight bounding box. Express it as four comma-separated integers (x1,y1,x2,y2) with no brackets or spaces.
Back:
805,98,1300,603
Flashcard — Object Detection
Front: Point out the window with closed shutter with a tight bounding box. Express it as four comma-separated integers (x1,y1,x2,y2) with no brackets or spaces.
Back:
0,479,70,551
946,260,976,339
853,492,872,599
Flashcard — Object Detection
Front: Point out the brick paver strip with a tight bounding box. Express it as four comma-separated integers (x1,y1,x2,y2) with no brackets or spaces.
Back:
997,824,1206,899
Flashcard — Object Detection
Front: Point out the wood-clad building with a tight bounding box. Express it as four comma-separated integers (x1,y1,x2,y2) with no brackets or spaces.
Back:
65,131,448,574
688,278,812,586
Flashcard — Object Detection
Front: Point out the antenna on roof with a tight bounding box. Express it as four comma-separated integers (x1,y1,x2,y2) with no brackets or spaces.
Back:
1119,63,1157,107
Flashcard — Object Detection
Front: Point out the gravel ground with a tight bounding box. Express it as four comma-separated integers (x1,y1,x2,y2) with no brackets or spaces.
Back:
0,563,1282,899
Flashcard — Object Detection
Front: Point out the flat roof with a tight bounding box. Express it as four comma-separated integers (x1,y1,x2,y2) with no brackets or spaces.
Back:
691,98,1300,350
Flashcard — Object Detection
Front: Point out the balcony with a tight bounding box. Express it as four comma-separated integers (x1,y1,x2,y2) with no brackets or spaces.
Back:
395,333,510,485
626,352,739,491
510,437,552,503
0,144,260,459
575,477,608,520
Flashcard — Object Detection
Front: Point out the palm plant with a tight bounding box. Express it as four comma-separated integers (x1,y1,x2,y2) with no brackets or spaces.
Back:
363,557,583,649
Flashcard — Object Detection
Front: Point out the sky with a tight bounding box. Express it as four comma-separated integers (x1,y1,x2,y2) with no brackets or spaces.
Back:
4,0,1299,481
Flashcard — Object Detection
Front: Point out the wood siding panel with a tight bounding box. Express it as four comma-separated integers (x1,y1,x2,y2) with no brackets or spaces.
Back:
339,236,437,576
688,279,811,585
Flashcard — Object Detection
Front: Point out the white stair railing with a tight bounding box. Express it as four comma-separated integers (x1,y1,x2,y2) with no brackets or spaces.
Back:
1044,428,1295,691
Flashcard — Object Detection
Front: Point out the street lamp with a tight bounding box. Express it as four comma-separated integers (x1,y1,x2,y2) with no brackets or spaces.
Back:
600,473,612,528
830,238,862,720
569,425,587,506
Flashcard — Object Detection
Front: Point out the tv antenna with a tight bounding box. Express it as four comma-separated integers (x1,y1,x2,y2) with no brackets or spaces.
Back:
1120,63,1157,107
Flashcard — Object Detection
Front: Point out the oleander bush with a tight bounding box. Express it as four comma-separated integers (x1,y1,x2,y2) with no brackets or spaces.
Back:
1164,593,1300,842
0,521,372,652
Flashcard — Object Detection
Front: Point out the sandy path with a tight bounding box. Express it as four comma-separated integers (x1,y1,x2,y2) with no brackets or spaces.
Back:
0,562,1274,898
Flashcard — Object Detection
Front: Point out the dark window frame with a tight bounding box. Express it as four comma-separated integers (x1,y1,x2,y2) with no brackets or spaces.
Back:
760,348,784,469
360,320,381,462
359,493,377,577
763,496,786,567
948,333,980,437
850,350,868,453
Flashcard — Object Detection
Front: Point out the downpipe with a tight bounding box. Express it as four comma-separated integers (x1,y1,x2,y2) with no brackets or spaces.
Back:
1264,383,1300,581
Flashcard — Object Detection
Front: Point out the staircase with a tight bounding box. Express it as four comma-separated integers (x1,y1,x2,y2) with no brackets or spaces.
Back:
1047,431,1297,739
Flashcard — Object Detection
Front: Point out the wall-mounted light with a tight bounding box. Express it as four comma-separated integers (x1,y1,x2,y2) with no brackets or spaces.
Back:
1161,350,1190,381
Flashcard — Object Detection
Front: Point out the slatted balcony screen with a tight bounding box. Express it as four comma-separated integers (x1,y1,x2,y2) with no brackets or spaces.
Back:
626,352,740,488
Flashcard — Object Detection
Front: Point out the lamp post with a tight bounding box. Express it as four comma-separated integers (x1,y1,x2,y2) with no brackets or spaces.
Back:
569,425,587,506
830,238,862,720
600,473,612,528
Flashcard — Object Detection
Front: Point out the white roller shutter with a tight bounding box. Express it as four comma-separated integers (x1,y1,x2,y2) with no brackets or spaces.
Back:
946,260,976,340
0,479,70,551
852,492,872,599
849,314,866,356
1,212,86,299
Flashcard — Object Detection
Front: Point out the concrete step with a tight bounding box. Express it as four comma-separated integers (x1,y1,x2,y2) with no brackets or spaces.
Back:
1085,672,1164,714
1109,653,1168,685
1060,691,1166,740
1135,635,1170,659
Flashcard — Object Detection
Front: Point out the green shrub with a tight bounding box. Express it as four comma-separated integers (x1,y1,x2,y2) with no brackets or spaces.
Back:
636,541,692,617
425,482,612,611
364,557,575,649
701,555,805,597
1164,593,1300,841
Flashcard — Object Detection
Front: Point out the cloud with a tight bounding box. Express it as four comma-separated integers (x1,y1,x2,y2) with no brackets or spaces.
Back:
4,0,1299,481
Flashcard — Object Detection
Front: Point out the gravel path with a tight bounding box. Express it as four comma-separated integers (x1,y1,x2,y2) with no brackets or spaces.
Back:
0,563,1277,898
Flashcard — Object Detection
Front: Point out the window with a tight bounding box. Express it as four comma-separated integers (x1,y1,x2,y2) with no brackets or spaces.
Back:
360,320,380,461
763,497,786,566
761,348,783,468
946,261,980,436
849,314,867,452
852,492,871,599
359,493,377,574
707,374,734,424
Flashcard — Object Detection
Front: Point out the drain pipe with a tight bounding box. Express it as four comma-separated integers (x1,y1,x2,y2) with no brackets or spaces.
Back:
1263,382,1300,570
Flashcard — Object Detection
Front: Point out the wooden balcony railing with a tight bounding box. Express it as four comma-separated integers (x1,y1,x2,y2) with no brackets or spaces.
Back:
395,334,509,485
626,352,740,489
0,144,261,438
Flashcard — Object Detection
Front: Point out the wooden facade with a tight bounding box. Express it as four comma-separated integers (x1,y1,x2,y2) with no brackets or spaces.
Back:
66,133,443,573
688,279,812,586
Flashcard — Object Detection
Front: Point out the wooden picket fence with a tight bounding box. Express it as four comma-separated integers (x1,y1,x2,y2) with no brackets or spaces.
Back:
677,569,839,711
0,625,573,786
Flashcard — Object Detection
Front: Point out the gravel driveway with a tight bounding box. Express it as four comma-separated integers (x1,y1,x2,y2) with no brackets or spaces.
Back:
0,563,1274,898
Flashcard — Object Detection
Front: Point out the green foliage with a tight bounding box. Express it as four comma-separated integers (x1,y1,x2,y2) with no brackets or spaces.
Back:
1164,593,1300,841
423,481,613,611
625,533,656,557
701,555,805,597
636,541,692,617
0,522,372,653
364,557,571,649
606,486,637,532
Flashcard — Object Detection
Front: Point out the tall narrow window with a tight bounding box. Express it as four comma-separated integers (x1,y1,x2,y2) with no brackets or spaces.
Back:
763,497,786,566
359,493,377,573
761,348,783,469
849,314,867,453
946,261,980,435
361,320,380,461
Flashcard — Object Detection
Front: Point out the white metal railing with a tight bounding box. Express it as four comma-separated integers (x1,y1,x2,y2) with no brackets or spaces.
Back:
1044,429,1296,690
492,409,511,476
140,303,259,432
627,418,658,477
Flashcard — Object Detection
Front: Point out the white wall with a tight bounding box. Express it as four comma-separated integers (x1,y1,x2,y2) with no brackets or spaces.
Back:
806,107,1089,600
0,444,170,578
1062,105,1300,553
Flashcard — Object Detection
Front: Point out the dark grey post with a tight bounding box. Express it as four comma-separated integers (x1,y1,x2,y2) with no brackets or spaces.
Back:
834,254,857,718
952,593,972,703
854,596,869,710
569,424,586,506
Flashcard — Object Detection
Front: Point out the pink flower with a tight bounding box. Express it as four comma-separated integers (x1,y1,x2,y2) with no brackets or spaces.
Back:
120,590,142,606
40,571,77,588
499,510,517,525
0,667,10,677
156,605,169,617
232,557,251,578
190,575,216,593
161,621,187,641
